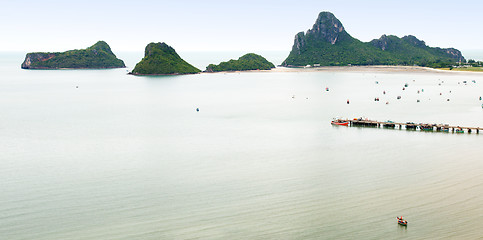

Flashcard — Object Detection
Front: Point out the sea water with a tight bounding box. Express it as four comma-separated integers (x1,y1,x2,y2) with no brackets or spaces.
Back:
1,52,483,239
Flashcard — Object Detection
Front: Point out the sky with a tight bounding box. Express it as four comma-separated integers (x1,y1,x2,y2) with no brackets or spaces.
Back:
1,0,483,54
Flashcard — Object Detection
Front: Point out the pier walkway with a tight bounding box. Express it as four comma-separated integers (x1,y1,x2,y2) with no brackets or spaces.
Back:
340,119,482,134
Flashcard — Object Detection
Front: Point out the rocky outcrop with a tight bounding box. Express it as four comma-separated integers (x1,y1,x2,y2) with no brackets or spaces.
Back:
306,11,347,44
401,35,426,48
441,48,464,61
370,35,391,51
21,53,56,69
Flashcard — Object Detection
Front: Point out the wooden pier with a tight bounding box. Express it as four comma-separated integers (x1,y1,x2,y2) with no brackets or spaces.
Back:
340,119,482,134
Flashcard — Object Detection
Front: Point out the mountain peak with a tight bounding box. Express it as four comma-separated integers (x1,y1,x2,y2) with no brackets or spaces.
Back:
307,11,347,44
88,41,113,54
401,35,426,47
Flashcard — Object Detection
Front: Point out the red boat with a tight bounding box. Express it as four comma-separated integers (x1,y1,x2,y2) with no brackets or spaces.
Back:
397,216,408,226
331,121,349,126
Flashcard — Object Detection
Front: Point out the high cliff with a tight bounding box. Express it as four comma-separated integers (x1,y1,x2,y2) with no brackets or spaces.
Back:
205,53,275,72
130,42,200,75
282,12,464,67
21,41,125,69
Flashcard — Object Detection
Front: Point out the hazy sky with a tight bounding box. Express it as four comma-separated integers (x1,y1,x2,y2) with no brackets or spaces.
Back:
2,0,482,53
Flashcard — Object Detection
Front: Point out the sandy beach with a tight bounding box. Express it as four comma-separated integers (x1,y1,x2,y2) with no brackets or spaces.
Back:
202,65,483,74
273,65,438,72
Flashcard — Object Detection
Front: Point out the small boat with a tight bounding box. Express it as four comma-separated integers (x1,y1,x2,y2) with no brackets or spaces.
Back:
397,216,408,226
331,121,349,126
441,128,449,133
420,124,433,131
455,129,464,133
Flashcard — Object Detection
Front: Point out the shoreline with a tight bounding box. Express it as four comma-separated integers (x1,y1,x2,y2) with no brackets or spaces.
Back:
199,65,483,74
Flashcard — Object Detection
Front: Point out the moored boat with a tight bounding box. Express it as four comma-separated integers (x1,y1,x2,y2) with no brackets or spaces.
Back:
331,121,349,126
397,216,408,226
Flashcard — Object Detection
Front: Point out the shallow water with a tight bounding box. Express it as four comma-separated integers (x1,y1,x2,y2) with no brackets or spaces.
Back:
1,52,483,239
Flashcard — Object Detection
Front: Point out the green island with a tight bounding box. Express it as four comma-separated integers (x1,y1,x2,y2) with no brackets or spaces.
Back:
21,41,125,69
130,42,200,75
282,12,465,68
205,53,275,72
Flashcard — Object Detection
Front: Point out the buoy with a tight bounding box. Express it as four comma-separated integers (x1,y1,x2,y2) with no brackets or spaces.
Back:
480,96,482,101
403,87,405,90
417,99,420,102
347,99,350,104
76,86,78,88
326,87,329,91
383,91,386,94
196,108,199,112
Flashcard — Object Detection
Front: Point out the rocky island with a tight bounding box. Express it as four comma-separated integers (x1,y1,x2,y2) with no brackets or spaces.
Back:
282,12,464,68
21,41,125,69
205,53,275,72
130,42,200,75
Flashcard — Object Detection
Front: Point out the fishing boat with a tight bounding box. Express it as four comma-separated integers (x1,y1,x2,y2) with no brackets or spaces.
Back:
397,216,408,226
331,121,349,126
331,119,349,126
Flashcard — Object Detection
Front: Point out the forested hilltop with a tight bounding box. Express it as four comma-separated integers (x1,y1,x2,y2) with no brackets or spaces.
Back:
205,53,275,72
21,41,125,69
130,42,200,75
282,12,464,68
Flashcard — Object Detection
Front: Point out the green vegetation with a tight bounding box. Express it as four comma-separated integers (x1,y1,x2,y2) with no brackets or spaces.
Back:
282,12,464,68
205,53,275,72
443,67,483,72
22,41,125,69
131,42,200,75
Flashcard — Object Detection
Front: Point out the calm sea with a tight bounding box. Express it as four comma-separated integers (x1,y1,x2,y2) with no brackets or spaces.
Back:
1,51,483,239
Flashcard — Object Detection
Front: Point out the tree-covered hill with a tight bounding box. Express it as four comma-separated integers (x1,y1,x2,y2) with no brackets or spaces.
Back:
21,41,126,69
205,53,275,72
130,42,200,75
282,12,464,68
